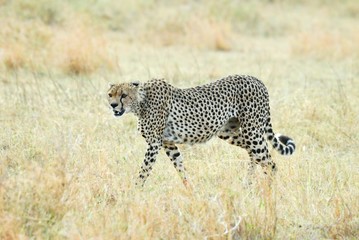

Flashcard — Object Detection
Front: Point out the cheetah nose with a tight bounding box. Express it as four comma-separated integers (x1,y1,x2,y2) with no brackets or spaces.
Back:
111,103,118,108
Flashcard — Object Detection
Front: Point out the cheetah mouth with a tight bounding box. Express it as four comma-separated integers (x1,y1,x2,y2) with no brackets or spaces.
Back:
113,108,125,117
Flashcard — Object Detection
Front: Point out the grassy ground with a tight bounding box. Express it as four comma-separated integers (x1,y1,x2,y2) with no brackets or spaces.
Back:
0,0,358,239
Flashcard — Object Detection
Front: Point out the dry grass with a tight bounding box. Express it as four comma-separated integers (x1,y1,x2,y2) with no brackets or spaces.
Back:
0,3,115,75
0,0,358,239
53,20,115,75
291,30,359,60
140,15,234,51
2,44,27,71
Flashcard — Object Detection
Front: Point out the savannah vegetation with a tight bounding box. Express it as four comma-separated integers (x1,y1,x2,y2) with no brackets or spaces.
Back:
0,0,358,239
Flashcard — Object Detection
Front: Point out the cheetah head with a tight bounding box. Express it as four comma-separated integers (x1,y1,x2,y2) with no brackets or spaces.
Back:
107,82,141,117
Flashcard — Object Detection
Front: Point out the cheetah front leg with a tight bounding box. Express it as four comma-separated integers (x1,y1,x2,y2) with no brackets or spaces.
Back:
163,142,191,188
136,144,161,187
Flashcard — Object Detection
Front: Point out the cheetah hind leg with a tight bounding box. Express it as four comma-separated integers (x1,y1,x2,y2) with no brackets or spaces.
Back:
246,134,277,186
217,120,276,186
217,133,252,186
163,142,192,190
217,118,255,186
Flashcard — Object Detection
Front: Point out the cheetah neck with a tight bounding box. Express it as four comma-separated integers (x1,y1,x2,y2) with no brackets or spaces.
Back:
132,101,144,117
131,84,147,117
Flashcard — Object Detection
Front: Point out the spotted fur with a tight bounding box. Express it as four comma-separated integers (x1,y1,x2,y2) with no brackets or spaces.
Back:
107,75,295,187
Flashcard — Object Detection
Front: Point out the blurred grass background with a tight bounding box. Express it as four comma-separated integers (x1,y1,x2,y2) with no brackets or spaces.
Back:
0,0,358,239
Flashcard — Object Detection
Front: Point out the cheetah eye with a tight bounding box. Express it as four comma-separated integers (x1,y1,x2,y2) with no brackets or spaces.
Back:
108,93,112,97
121,93,128,98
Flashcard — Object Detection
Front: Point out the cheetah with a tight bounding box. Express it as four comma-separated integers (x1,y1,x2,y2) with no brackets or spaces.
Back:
107,75,295,187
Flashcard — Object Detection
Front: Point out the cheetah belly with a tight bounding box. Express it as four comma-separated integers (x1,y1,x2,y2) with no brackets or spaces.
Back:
162,115,227,144
163,124,216,144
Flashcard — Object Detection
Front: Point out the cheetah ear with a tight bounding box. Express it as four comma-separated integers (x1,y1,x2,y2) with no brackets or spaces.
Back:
130,81,140,87
108,83,115,88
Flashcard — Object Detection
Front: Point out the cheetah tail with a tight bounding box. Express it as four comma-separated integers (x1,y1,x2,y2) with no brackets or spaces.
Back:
265,122,295,156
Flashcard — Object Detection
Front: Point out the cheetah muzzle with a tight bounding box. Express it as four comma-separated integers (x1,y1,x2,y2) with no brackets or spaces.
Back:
113,109,125,117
